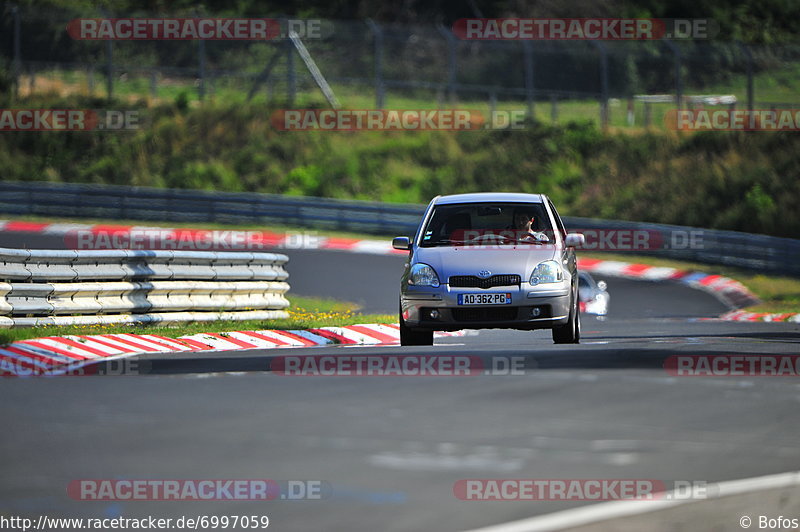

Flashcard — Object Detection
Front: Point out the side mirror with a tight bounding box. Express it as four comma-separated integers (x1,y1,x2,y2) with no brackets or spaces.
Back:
392,236,411,250
597,280,608,291
564,233,585,247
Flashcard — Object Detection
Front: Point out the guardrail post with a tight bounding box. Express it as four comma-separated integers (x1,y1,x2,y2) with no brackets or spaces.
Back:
207,194,216,223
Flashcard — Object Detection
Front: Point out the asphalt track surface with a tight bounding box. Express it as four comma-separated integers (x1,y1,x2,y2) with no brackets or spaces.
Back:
2,240,800,531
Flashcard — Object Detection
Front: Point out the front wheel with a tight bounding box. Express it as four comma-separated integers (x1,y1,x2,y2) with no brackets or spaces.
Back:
399,313,434,346
552,290,581,344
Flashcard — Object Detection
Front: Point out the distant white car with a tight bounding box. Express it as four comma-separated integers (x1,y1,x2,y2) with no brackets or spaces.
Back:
578,271,609,316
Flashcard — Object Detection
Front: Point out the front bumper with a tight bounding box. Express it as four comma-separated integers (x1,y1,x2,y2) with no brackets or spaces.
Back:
401,282,571,330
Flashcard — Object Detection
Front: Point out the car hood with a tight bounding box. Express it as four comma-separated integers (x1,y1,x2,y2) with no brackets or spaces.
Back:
413,245,560,281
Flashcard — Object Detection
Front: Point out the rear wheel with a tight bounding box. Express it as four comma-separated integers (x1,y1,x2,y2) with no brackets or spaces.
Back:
399,312,434,346
553,287,581,344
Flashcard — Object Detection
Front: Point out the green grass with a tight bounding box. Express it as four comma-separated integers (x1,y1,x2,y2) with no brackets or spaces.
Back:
0,295,395,345
20,63,800,133
580,251,800,314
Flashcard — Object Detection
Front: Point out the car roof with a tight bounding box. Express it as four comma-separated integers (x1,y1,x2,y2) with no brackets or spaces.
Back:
433,192,546,205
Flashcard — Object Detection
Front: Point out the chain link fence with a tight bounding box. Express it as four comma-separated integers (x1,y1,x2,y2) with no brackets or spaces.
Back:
2,5,800,127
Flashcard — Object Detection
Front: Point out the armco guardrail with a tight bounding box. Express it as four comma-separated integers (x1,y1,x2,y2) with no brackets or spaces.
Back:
1,181,799,277
0,181,424,237
563,215,800,276
0,247,290,328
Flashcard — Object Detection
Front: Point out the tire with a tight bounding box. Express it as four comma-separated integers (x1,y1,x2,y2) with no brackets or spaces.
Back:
552,286,581,344
399,313,434,346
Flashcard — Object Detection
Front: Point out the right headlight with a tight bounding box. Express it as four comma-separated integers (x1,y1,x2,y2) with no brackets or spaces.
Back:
408,263,440,287
529,260,563,285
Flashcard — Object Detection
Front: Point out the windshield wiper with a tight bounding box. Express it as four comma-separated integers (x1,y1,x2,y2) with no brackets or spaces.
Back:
423,239,468,247
503,237,547,245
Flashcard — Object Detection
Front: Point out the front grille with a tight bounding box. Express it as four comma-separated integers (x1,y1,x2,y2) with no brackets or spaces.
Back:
452,307,519,322
449,274,521,289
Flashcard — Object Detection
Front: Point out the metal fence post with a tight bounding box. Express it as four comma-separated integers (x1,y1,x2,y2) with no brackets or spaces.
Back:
11,5,21,98
150,70,157,99
198,38,206,101
437,24,457,102
627,98,634,126
366,19,385,109
101,8,113,100
551,94,558,123
663,40,682,109
590,41,609,130
739,42,754,110
105,40,113,99
286,38,296,105
522,40,535,118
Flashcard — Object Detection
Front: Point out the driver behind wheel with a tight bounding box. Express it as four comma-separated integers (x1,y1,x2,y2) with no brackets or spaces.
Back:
511,211,550,242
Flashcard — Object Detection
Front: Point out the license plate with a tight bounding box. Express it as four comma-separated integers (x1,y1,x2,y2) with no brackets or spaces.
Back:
458,293,512,305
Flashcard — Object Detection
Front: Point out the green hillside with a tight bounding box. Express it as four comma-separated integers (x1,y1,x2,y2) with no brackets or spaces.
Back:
1,94,797,238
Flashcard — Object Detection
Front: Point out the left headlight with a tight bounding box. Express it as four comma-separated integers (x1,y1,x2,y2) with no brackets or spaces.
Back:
530,260,563,285
408,263,440,287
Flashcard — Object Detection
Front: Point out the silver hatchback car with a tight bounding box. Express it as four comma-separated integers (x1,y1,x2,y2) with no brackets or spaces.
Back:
393,193,585,346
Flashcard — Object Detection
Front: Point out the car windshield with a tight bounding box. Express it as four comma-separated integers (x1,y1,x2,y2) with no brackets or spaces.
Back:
419,202,554,247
